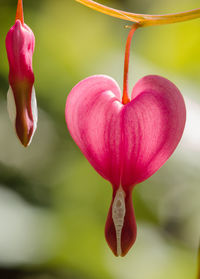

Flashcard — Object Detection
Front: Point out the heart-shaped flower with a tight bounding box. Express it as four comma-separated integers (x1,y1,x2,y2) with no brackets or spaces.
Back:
65,74,186,256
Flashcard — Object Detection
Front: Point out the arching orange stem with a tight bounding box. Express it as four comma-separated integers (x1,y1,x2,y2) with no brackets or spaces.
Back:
15,0,24,25
122,25,138,105
76,0,200,27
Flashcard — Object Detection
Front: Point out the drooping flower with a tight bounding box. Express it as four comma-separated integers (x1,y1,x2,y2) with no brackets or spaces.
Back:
6,0,37,147
65,21,186,257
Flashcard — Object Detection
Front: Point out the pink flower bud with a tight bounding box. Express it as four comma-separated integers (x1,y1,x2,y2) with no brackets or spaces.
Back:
5,0,37,147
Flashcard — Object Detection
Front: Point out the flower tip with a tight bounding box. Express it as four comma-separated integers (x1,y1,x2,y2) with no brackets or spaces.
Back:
17,128,33,147
20,138,30,148
15,119,34,148
7,86,37,147
15,0,24,25
105,188,137,257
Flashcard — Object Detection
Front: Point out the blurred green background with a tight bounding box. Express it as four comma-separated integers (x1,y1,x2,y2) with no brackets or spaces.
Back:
0,0,200,278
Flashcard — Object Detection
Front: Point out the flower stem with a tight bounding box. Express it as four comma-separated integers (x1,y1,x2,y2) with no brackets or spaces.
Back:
76,0,200,27
15,0,24,25
122,24,138,105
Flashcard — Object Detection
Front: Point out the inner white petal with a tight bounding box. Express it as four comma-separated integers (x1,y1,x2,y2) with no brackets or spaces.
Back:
112,187,126,256
7,85,16,126
28,86,38,145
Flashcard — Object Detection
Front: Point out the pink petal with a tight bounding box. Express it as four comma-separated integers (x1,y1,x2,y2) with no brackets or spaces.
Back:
121,75,186,188
6,20,35,83
66,75,122,187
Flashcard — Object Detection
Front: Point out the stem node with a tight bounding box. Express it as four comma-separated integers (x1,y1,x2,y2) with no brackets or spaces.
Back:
16,0,24,25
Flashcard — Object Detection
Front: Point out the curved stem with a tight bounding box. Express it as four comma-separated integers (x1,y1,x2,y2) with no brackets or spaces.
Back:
76,0,200,27
15,0,24,25
122,24,138,105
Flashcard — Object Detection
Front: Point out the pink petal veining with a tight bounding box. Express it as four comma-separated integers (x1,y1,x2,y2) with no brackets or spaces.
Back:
66,75,122,187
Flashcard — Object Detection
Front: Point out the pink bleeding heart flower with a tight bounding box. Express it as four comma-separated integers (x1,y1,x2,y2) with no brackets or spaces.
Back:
65,25,186,256
5,0,37,147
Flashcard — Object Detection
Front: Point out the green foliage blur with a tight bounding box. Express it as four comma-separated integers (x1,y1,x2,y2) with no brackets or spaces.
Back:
0,0,200,278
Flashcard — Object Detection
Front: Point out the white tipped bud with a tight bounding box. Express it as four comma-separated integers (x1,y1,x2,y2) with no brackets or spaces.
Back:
7,85,38,146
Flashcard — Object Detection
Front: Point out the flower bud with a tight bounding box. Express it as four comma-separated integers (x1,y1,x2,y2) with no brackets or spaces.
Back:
5,2,37,147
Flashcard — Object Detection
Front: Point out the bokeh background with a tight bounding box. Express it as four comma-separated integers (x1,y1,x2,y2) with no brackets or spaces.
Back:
0,0,200,278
